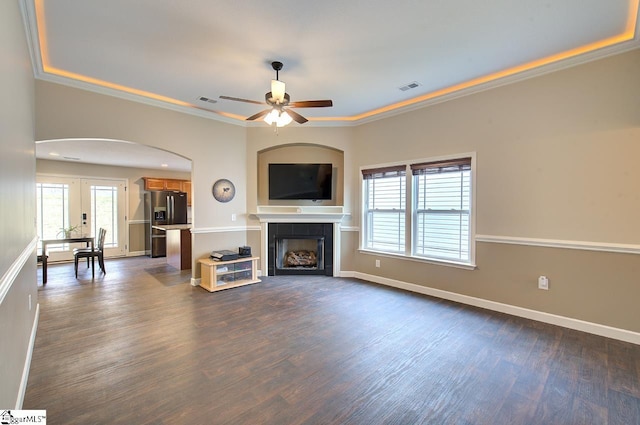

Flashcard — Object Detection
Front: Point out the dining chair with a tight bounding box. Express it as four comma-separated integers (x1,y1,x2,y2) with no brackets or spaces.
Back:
74,228,107,278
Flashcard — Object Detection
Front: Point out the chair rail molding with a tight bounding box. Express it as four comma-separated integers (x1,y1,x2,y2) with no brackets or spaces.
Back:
476,234,640,255
0,237,37,304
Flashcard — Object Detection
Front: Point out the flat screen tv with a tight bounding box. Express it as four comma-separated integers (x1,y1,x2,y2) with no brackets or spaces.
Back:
269,163,332,200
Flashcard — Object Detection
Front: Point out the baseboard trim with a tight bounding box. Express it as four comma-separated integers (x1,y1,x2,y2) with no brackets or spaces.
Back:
351,271,640,345
190,278,201,287
16,302,39,409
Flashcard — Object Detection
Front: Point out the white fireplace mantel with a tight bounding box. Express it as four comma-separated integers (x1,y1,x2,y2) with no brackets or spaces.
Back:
253,206,348,276
252,205,348,223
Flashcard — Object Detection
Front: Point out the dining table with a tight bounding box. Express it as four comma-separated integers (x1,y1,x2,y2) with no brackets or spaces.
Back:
41,236,95,284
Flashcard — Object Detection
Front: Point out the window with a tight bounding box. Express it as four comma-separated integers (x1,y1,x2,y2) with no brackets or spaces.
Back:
36,182,71,250
361,155,474,266
411,158,471,262
362,165,406,253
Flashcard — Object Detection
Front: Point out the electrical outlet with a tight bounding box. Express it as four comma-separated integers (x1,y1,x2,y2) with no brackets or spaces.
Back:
538,276,549,290
231,214,236,221
375,259,380,268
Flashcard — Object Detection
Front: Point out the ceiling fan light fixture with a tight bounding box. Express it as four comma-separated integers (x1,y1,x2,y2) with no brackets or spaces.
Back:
278,110,293,126
271,79,286,103
263,108,292,127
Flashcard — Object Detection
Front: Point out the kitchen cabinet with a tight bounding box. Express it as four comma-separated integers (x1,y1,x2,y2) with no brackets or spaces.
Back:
144,177,183,191
181,181,192,206
144,177,192,205
165,179,183,191
199,257,260,292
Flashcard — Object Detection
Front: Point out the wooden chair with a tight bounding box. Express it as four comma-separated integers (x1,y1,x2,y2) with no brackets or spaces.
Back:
74,228,106,278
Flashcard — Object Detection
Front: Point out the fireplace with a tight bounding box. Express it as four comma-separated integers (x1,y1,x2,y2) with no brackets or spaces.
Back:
276,237,324,270
268,223,333,276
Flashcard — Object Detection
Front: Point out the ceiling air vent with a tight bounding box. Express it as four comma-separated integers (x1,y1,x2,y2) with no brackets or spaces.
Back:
398,81,421,92
198,96,217,104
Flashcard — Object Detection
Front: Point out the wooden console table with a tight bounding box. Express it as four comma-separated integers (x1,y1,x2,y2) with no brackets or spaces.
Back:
199,257,260,292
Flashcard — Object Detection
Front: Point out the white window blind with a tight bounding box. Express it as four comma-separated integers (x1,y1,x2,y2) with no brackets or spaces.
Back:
411,158,471,262
362,166,406,253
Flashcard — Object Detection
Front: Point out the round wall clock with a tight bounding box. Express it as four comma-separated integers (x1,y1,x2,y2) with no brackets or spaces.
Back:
212,179,236,203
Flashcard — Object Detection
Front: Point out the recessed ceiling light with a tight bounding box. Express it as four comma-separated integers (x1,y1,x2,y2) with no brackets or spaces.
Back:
49,152,60,156
161,164,168,167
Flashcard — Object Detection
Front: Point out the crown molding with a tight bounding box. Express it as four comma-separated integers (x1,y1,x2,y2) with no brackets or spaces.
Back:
20,0,640,128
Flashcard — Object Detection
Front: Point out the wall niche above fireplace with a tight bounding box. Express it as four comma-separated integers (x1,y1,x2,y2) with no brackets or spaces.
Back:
257,143,344,207
268,223,334,276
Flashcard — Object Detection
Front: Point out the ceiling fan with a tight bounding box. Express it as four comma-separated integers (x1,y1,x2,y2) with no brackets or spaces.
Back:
220,61,333,126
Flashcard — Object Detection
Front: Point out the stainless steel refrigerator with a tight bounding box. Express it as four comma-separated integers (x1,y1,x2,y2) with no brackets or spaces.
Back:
146,191,188,257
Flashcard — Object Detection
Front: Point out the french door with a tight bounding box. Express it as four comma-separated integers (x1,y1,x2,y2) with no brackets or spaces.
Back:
36,175,127,261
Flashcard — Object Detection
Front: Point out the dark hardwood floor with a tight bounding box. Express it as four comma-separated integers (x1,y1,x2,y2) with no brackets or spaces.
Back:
25,256,640,424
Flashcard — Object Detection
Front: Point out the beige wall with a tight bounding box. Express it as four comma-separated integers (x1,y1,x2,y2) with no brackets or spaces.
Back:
351,49,640,333
0,0,37,407
36,159,191,254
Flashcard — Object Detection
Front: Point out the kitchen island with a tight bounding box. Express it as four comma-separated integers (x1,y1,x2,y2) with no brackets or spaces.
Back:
152,224,192,270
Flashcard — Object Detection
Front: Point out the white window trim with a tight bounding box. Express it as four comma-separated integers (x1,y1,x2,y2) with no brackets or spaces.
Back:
358,248,477,270
359,152,477,269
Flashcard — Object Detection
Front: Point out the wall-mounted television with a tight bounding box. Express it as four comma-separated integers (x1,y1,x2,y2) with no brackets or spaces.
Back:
269,163,332,200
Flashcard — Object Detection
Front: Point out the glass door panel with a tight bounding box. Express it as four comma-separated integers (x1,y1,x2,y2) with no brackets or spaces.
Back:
81,179,126,257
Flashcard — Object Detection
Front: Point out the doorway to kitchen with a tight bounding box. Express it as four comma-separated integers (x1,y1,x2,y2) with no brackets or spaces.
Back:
36,175,127,262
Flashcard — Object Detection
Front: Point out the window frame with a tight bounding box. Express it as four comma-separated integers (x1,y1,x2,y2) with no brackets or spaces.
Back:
360,153,476,269
361,165,407,254
411,157,472,263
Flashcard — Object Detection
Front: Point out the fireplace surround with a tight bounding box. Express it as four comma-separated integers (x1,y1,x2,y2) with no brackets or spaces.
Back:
268,223,333,276
254,206,347,277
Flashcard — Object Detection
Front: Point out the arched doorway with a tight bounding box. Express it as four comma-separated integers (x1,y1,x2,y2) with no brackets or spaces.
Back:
35,138,192,261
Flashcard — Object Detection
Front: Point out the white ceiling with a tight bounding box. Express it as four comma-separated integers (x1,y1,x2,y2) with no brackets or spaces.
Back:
24,0,640,170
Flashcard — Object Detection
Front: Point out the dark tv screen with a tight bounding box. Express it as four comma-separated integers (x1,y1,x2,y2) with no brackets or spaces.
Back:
269,163,332,200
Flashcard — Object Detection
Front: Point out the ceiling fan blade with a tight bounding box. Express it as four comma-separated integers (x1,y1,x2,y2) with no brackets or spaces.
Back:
246,109,272,121
289,100,333,108
219,95,264,106
285,108,308,124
